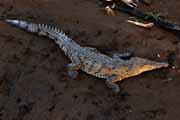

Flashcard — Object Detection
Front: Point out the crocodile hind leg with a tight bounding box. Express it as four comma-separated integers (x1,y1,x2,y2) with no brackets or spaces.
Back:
67,63,81,79
106,76,121,93
67,54,82,79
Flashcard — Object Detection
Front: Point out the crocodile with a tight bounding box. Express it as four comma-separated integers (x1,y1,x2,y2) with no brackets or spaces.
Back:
4,19,168,92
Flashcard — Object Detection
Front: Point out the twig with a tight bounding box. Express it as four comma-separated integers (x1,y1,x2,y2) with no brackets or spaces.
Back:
97,1,180,36
126,20,154,28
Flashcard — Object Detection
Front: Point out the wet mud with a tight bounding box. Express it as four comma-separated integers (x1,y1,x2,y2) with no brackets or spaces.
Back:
0,0,180,120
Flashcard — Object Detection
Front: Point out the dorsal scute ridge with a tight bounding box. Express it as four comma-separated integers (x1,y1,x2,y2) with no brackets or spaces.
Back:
37,23,70,42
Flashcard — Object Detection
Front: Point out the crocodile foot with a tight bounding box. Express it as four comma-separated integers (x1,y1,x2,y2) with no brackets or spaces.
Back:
106,76,121,93
67,63,81,79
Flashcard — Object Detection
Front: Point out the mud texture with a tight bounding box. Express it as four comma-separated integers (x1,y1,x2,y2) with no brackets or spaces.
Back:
0,0,180,120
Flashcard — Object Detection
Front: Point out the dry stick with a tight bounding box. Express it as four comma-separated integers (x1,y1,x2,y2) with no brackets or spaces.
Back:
98,1,180,36
104,6,116,16
114,4,180,34
126,20,154,28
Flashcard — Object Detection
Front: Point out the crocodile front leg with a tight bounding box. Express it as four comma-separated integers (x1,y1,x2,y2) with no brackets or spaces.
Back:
106,76,121,92
112,52,133,60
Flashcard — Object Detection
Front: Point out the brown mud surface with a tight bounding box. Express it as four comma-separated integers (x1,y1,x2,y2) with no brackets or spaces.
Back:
0,0,180,120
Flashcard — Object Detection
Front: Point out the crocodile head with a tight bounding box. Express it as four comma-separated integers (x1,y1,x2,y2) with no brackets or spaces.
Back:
118,57,169,80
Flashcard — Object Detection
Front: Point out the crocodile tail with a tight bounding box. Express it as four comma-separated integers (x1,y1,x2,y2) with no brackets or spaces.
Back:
5,19,38,32
5,19,69,41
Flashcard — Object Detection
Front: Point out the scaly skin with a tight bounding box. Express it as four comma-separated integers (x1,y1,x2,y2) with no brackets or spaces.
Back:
5,19,168,92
